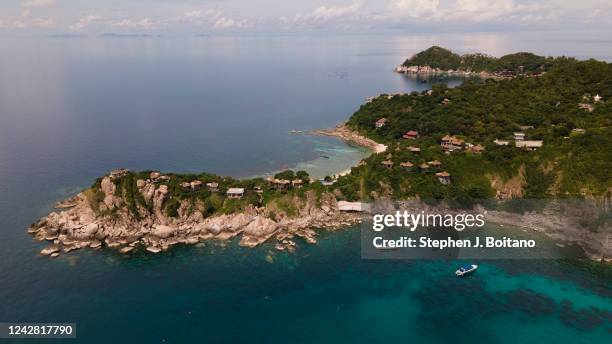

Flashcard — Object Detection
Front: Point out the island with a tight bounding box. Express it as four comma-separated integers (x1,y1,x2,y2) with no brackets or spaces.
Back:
395,45,555,78
29,47,611,261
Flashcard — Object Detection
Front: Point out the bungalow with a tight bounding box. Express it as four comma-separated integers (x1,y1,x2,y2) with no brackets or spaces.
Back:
441,98,451,105
190,180,203,190
180,182,192,189
226,188,245,199
375,118,388,128
381,160,394,169
400,161,414,171
206,182,219,192
514,132,525,141
109,168,130,180
320,179,337,186
441,135,464,152
419,163,430,173
470,144,485,154
408,146,421,153
337,201,370,212
292,179,304,188
436,171,451,185
254,186,264,194
515,140,543,151
493,139,509,146
427,160,442,168
269,178,291,190
402,130,419,139
578,103,594,112
150,172,170,182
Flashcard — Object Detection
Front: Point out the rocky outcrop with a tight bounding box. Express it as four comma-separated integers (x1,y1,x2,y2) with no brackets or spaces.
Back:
29,173,366,258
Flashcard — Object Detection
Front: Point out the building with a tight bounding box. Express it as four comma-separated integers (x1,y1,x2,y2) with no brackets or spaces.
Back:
375,118,388,128
419,163,430,173
493,139,509,146
515,140,543,151
578,103,594,112
291,179,304,188
513,132,525,141
206,182,219,192
427,160,442,168
441,135,464,152
190,180,203,190
381,160,394,169
571,128,586,134
400,161,414,171
519,125,534,131
254,186,264,194
436,171,451,185
402,130,419,139
408,146,421,153
594,94,603,102
441,98,451,105
149,172,169,183
337,201,370,212
109,168,130,180
470,144,485,154
320,179,336,186
226,188,245,199
268,178,291,190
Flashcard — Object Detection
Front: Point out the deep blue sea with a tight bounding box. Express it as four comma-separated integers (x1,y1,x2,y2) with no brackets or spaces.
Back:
0,32,611,343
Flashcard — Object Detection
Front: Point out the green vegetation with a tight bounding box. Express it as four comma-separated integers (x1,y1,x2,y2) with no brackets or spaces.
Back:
349,53,611,204
402,46,556,74
101,169,315,219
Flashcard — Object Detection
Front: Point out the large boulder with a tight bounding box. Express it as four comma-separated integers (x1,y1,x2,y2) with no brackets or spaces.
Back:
239,216,278,247
151,224,175,239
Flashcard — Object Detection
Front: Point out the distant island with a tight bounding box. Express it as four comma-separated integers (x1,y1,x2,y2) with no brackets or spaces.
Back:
395,45,557,77
29,47,611,261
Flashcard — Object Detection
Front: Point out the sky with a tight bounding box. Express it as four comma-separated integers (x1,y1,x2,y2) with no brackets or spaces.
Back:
0,0,610,36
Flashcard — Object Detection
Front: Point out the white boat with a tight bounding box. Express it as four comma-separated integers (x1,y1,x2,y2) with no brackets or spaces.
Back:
455,264,478,277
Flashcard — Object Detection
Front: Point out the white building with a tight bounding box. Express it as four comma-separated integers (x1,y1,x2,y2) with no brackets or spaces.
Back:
226,188,245,199
515,140,543,151
337,201,370,212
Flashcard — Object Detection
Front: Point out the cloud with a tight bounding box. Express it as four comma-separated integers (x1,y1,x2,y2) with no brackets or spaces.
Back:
22,0,55,7
290,1,364,24
69,14,101,31
389,0,440,18
0,6,54,29
112,18,155,30
178,9,221,21
384,0,553,24
178,8,254,29
213,17,254,29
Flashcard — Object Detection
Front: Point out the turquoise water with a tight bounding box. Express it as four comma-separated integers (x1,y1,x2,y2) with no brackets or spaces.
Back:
4,229,609,343
0,33,611,342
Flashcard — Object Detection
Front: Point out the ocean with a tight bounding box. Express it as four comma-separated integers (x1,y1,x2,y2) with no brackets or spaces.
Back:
0,31,610,343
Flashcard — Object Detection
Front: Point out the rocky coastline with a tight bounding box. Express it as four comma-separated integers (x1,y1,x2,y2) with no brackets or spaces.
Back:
394,64,502,79
29,176,367,258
